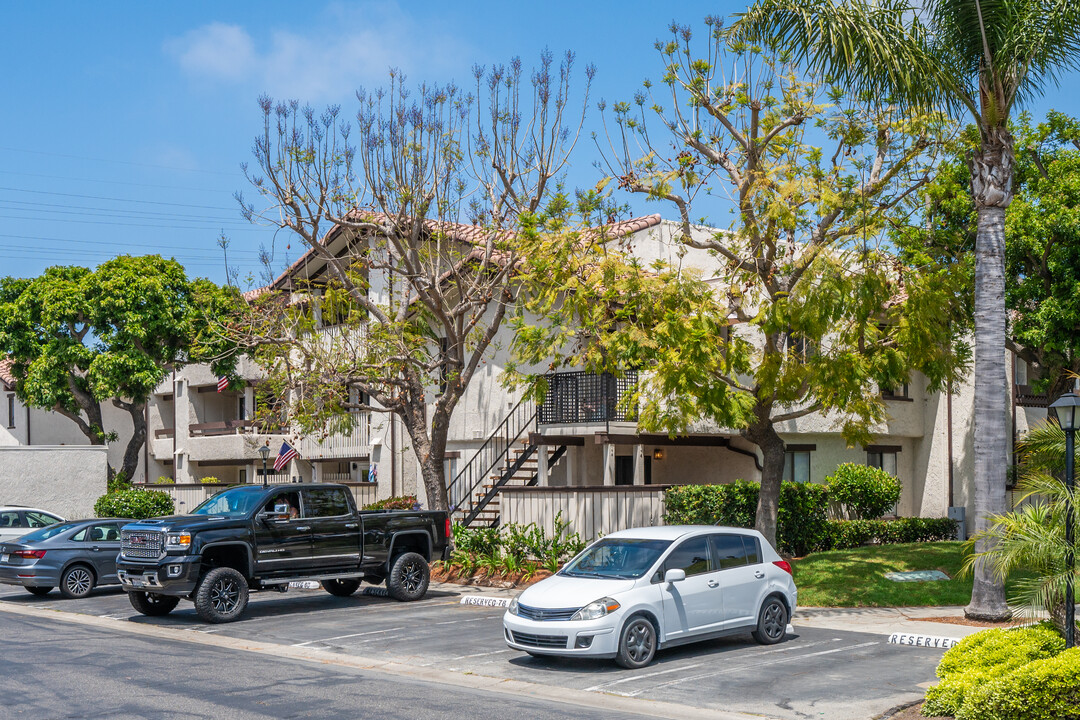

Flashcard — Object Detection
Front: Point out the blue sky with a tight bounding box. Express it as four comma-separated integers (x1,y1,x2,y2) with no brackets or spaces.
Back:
2,1,1078,287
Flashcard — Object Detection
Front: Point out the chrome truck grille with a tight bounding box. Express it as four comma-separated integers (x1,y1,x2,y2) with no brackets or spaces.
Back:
121,529,165,560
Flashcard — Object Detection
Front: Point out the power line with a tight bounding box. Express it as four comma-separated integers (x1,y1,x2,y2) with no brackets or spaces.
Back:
0,169,241,195
0,146,237,176
0,186,239,211
0,213,265,232
0,235,262,257
0,198,247,224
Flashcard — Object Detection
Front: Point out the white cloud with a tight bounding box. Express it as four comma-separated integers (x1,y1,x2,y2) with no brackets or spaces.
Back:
164,4,472,101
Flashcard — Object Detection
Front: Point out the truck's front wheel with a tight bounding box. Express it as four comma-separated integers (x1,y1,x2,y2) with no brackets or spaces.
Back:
128,591,180,617
386,552,429,601
194,567,248,623
322,579,361,597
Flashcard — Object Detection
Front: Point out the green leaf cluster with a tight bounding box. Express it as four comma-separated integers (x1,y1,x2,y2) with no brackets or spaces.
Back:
825,517,957,549
959,647,1080,720
825,462,902,520
93,488,175,520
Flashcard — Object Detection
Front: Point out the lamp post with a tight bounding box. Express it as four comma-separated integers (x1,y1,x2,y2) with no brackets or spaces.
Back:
258,443,272,488
1050,391,1080,648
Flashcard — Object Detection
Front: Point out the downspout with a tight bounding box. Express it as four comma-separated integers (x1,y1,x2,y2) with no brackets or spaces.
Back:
172,371,177,480
947,380,954,509
390,414,397,497
26,403,31,445
144,402,149,483
726,439,764,472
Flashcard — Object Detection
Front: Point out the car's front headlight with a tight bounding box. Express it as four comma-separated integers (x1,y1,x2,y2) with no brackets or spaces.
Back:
571,597,621,621
507,597,520,616
165,531,191,549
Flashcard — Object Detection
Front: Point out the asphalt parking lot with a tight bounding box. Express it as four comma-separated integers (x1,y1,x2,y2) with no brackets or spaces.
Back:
0,583,945,720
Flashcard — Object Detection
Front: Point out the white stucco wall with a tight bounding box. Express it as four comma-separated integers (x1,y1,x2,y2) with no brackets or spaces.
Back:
0,446,108,519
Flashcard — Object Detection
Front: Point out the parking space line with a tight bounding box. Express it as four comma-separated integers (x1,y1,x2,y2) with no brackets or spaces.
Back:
447,649,514,661
435,617,493,625
292,626,406,647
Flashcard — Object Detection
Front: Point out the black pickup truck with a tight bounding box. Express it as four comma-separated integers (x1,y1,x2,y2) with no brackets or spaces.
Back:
115,483,450,623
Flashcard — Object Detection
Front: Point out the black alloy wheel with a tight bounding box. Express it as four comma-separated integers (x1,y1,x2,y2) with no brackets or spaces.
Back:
386,552,429,601
194,567,249,623
322,578,361,597
128,591,181,616
616,616,657,669
60,565,95,599
752,596,788,645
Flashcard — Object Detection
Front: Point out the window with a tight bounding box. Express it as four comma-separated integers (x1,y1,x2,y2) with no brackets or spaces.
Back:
741,535,762,565
664,536,713,577
866,446,900,476
0,511,20,528
5,394,14,428
881,383,910,399
614,456,652,486
238,395,247,421
305,488,351,517
783,447,812,483
84,524,120,542
1015,356,1028,387
710,534,749,569
24,511,61,529
71,527,88,542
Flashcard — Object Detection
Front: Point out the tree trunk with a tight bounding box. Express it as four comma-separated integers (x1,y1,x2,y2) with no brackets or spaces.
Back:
746,421,786,549
398,402,450,512
119,402,147,483
965,130,1013,622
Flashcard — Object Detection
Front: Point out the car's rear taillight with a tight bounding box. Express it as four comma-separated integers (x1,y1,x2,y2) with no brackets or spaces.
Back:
773,560,792,575
13,550,46,559
445,518,452,539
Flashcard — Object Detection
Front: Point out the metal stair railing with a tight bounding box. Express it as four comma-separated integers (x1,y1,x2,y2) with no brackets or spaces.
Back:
447,396,535,524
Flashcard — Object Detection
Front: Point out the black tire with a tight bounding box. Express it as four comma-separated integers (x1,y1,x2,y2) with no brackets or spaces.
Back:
194,567,249,623
128,591,180,617
59,564,95,599
322,578,361,597
25,586,53,597
386,552,429,601
751,596,788,645
616,616,657,669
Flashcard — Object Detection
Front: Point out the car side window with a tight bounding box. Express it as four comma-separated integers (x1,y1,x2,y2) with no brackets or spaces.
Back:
25,512,59,528
71,528,88,542
710,534,749,569
742,535,762,565
664,536,713,577
0,511,19,528
85,524,119,542
266,492,302,519
305,488,350,518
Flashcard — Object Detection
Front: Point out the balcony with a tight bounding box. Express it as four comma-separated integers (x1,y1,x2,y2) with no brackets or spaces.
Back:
1016,385,1049,408
537,371,638,426
296,413,371,460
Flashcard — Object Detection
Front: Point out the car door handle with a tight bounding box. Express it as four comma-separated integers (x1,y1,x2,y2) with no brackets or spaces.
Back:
295,526,310,532
708,580,720,588
92,546,100,552
345,523,358,529
754,571,765,579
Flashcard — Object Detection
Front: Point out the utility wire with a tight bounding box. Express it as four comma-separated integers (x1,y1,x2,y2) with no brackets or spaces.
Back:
0,185,239,211
0,146,237,176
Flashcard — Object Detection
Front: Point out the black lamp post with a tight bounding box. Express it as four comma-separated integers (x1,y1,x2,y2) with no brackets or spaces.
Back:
1050,391,1080,648
258,444,272,488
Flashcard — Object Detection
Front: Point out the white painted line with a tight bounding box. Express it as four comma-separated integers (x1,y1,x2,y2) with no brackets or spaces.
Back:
435,617,491,625
887,632,961,649
291,626,406,647
447,648,515,660
459,595,511,608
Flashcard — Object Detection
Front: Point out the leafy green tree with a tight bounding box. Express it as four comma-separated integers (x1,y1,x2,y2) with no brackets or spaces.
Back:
511,30,966,547
0,256,238,480
729,0,1080,623
233,55,593,511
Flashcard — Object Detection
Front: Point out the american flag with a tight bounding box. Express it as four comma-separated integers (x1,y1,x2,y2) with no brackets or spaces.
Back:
216,376,229,393
273,441,299,472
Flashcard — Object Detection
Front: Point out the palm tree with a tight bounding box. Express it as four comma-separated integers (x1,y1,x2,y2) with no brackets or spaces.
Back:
729,0,1080,621
965,420,1080,635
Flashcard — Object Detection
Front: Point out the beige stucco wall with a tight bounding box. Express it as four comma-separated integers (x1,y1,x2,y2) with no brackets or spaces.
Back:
0,446,108,519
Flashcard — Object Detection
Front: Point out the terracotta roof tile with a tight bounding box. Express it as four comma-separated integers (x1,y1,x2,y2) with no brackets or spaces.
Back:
0,358,14,388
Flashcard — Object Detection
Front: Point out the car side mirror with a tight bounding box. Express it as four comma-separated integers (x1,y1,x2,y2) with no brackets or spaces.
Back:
664,569,686,584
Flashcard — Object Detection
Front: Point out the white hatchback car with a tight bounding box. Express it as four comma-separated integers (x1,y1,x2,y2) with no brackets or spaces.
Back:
503,525,797,668
0,507,65,543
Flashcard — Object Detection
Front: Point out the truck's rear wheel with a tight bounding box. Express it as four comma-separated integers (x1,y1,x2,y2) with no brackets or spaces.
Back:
194,567,248,623
128,591,180,617
322,578,361,597
386,552,429,601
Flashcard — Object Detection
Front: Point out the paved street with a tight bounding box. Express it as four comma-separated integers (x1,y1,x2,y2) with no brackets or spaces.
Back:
0,583,948,719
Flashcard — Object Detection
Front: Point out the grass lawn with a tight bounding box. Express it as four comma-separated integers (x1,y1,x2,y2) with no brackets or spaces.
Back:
791,541,1031,607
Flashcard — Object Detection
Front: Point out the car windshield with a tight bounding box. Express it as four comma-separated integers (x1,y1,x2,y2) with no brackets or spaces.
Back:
17,522,80,543
559,538,672,579
190,487,267,517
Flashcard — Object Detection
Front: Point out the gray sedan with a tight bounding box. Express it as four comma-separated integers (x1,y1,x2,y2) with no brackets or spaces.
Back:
0,518,132,598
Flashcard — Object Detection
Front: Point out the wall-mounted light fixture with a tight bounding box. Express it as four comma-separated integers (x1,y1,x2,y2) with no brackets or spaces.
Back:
653,448,665,461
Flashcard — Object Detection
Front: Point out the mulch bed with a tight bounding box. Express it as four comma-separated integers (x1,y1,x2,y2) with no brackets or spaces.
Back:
879,701,950,720
430,564,553,589
918,615,1028,628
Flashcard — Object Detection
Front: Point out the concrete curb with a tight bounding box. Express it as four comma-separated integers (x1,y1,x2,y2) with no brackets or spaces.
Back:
0,601,773,720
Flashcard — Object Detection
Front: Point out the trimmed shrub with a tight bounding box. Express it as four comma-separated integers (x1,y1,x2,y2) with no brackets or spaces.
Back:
922,623,1065,718
826,517,958,550
825,463,901,520
959,647,1080,720
107,471,131,494
94,488,175,520
663,481,829,556
362,495,419,511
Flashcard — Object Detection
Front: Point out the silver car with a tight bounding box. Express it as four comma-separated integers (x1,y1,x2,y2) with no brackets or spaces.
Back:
0,518,131,598
0,506,64,543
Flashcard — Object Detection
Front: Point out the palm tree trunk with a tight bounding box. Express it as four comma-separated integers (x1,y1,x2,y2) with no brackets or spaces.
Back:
965,130,1013,621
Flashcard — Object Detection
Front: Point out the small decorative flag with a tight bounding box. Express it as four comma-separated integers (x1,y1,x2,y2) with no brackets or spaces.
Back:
273,441,299,471
367,463,378,483
216,376,229,393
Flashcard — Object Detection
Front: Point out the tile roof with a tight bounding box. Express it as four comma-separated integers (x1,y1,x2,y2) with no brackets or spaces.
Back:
0,358,14,388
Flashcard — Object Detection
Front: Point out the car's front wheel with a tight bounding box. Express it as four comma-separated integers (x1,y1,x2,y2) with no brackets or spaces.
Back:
194,567,249,623
751,596,788,645
386,552,429,601
128,591,180,616
25,586,53,597
616,616,657,669
60,564,95,599
322,579,361,597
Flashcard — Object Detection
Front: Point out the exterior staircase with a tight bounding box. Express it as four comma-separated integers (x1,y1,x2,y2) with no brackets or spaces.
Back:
464,443,568,526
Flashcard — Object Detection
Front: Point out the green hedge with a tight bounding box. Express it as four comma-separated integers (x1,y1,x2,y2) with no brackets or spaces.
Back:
94,488,175,519
960,647,1080,720
826,517,957,550
663,481,829,556
825,463,902,520
922,623,1066,718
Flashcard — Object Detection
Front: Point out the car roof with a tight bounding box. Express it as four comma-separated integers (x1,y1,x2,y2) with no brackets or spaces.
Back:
603,525,762,541
0,506,62,515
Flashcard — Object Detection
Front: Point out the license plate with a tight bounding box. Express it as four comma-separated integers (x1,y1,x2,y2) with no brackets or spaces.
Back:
0,554,7,563
131,578,145,588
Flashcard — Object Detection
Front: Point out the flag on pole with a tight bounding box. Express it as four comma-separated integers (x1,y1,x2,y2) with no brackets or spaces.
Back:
273,441,299,472
216,376,229,393
367,463,378,483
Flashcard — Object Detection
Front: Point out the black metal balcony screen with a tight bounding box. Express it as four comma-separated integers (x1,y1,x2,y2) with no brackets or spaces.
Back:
537,370,638,425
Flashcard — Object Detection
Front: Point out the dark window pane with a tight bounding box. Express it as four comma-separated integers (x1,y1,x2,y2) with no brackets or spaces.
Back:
741,535,762,565
307,489,350,517
665,537,712,576
711,534,748,569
